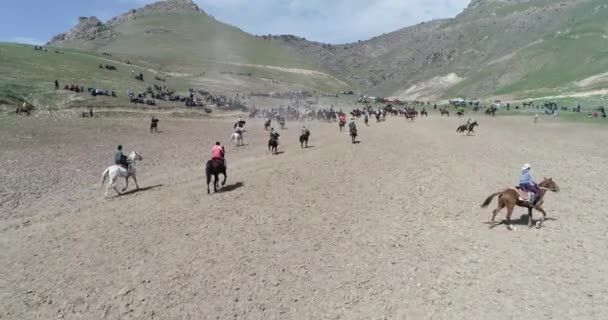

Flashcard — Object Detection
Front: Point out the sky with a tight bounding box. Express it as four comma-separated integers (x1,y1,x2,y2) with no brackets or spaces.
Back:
0,0,471,45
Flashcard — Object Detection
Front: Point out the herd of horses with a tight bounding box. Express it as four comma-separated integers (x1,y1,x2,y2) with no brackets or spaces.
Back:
94,105,558,231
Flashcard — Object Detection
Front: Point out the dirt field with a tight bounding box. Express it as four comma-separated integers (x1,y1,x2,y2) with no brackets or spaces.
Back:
2,114,608,319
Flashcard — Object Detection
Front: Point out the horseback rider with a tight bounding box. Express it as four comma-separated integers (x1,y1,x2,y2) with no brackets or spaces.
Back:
349,119,357,133
270,128,280,142
235,123,243,135
211,141,226,167
301,125,310,136
466,118,472,126
114,145,129,169
518,163,540,203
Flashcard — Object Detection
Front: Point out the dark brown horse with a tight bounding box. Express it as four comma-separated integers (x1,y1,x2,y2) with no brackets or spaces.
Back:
299,131,310,148
456,121,478,135
481,178,560,230
205,159,227,194
350,128,357,144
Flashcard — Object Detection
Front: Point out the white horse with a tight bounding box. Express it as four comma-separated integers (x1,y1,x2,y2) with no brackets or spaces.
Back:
231,131,244,147
100,151,143,197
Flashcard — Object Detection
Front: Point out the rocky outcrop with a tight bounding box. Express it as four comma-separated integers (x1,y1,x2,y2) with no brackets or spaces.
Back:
48,16,113,44
49,0,206,45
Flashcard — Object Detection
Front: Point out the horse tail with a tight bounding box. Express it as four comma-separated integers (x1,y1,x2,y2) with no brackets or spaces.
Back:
100,168,110,187
481,191,502,208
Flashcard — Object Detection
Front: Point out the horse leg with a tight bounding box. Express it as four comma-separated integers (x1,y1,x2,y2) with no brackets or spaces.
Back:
105,179,113,197
527,206,534,228
221,171,227,187
111,177,121,196
505,203,515,230
122,176,129,192
133,175,140,189
214,174,219,192
491,200,504,226
534,205,547,229
206,171,211,194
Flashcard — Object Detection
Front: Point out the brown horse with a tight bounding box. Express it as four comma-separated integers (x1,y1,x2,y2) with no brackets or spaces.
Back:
481,178,560,230
456,121,479,135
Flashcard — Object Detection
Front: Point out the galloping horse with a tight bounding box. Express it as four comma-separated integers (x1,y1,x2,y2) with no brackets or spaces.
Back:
481,178,560,230
268,132,280,154
100,151,143,197
299,131,310,148
231,132,244,146
456,121,479,135
205,159,227,194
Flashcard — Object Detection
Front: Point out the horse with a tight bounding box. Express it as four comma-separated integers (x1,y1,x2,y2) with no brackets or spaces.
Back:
420,109,428,117
205,159,227,194
264,119,271,131
440,109,450,117
480,178,560,230
16,103,34,116
456,121,478,135
100,151,143,197
231,131,244,147
268,138,279,154
234,120,246,129
350,128,357,144
299,131,310,148
268,132,280,154
457,111,464,118
339,119,346,132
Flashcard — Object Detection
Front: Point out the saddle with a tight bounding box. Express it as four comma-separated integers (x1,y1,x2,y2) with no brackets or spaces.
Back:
210,158,224,168
515,187,534,203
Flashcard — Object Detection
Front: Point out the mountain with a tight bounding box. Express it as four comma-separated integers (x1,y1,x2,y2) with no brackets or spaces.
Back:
275,0,608,100
9,0,608,108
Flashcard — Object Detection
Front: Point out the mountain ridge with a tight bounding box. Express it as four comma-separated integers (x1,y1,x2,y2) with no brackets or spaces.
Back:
37,0,608,100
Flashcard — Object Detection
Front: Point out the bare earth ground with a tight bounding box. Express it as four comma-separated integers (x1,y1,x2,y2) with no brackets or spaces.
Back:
2,114,608,319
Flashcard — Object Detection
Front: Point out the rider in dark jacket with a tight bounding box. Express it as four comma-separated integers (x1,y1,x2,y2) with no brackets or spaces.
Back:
114,145,129,168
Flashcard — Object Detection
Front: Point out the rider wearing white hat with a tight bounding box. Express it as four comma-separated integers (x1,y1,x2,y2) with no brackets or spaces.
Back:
519,163,539,202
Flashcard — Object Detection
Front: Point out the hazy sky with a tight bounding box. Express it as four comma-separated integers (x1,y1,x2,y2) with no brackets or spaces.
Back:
0,0,470,45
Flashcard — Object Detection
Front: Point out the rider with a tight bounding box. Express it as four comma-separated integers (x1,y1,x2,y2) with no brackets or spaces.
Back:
114,145,129,169
339,113,346,124
235,123,243,135
301,125,310,136
349,118,357,133
270,128,280,141
518,163,540,202
211,141,226,167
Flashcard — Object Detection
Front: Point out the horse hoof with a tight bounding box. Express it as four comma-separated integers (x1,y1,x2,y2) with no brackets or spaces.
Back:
507,225,516,231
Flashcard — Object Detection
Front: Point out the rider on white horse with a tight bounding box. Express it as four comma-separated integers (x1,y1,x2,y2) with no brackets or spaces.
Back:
101,150,143,197
114,145,129,169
